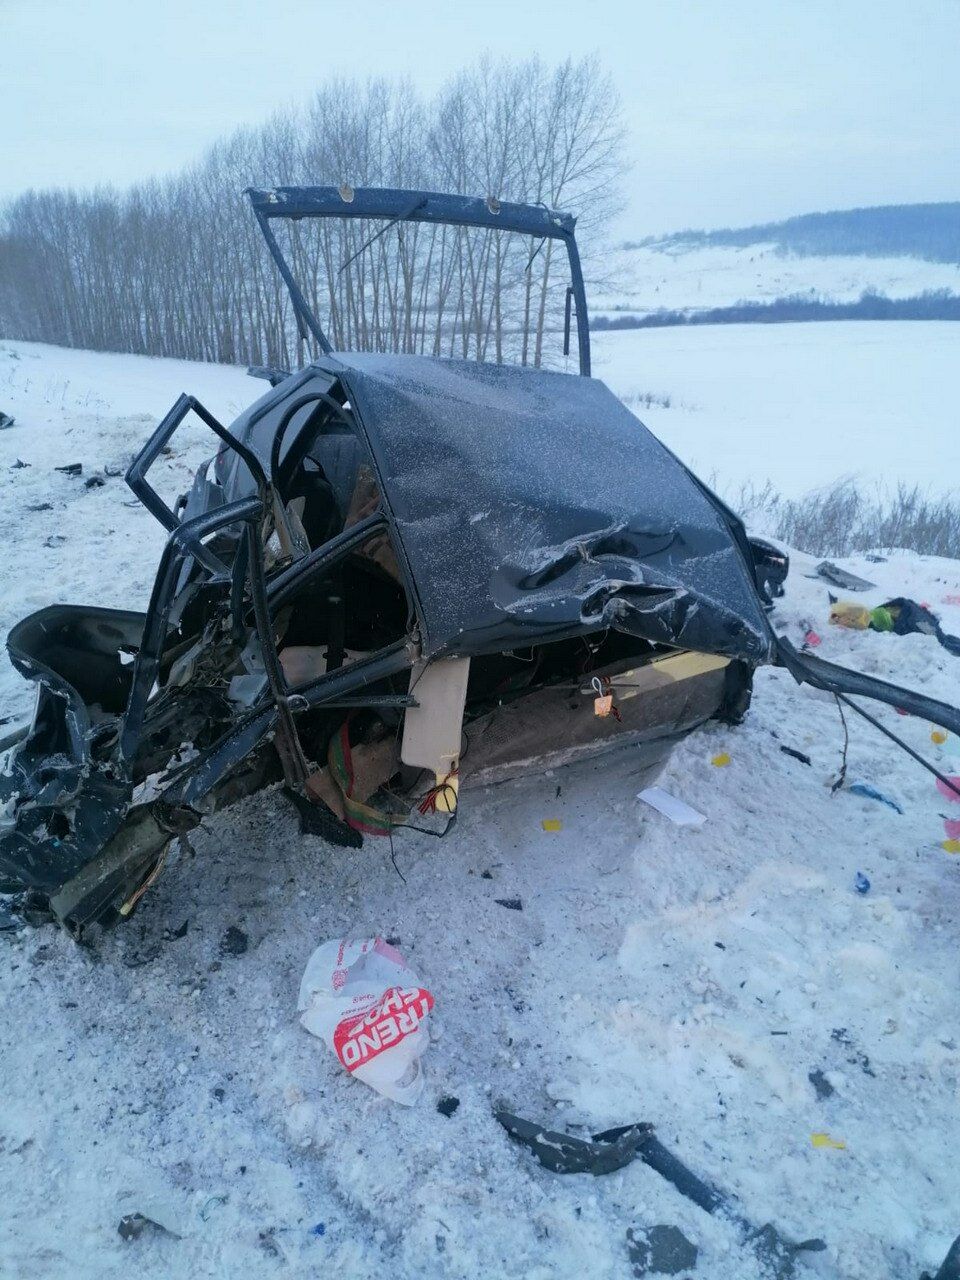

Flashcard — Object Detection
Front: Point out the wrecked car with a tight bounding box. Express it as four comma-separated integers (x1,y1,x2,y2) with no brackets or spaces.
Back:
2,186,959,935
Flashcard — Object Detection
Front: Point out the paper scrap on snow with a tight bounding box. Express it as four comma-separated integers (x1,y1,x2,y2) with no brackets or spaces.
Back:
711,752,732,767
542,818,563,832
638,787,707,827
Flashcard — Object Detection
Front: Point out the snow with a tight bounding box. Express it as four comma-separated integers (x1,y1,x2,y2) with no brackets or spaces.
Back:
593,242,960,318
592,321,960,498
2,338,960,1279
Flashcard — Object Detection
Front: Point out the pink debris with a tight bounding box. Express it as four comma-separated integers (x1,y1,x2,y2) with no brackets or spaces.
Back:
935,775,960,803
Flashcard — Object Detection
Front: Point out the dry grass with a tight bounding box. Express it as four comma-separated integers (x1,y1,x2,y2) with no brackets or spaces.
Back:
729,478,960,559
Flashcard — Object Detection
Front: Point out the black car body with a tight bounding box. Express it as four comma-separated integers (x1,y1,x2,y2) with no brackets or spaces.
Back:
2,187,957,934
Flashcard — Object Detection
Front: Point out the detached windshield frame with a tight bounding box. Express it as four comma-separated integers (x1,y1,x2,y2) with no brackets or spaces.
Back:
246,185,592,376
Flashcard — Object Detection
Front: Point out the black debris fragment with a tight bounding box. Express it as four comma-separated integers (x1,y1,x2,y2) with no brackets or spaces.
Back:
808,1069,835,1100
284,786,362,848
496,1111,652,1176
495,898,523,912
497,1111,825,1277
165,919,189,940
0,411,15,429
54,462,82,477
220,926,248,956
812,561,876,592
27,502,53,512
480,870,493,880
118,1212,179,1241
921,1233,960,1280
11,458,30,469
626,1224,698,1276
84,474,106,489
779,745,812,766
437,1095,460,1117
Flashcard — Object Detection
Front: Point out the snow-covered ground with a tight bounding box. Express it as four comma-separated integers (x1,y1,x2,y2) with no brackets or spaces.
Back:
593,242,960,318
1,339,960,1279
592,321,960,498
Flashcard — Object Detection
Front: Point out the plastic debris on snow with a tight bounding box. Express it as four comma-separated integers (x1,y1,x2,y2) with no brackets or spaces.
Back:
810,1133,846,1150
711,752,731,767
848,780,904,814
854,871,871,895
638,786,707,827
541,818,562,832
935,776,960,802
297,937,434,1105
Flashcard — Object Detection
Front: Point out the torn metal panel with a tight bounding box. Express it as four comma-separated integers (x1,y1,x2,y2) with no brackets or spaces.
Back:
328,352,774,664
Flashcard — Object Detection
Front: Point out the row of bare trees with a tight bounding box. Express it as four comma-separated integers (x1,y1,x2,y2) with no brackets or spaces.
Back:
0,57,624,370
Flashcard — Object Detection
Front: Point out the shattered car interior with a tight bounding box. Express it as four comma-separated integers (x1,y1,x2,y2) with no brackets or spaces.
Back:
2,185,959,935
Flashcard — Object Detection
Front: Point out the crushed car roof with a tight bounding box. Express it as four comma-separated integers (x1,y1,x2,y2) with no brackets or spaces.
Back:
320,351,774,662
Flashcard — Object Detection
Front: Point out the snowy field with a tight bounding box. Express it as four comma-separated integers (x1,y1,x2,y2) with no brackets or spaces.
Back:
1,337,960,1279
594,242,960,318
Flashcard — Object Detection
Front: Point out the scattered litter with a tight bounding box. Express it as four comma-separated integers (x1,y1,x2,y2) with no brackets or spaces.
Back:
638,786,706,827
810,1132,846,1150
854,871,871,895
944,818,960,840
932,730,948,745
813,561,876,592
848,781,904,814
26,502,52,512
0,411,15,430
779,745,812,766
942,840,960,854
864,553,887,563
84,473,106,489
437,1095,460,1117
803,629,822,648
199,1194,227,1221
298,937,434,1105
43,535,67,548
117,1212,180,1241
808,1069,835,1100
310,1222,326,1237
936,776,960,803
830,597,960,657
495,898,523,911
496,1111,824,1277
480,870,493,879
626,1223,698,1276
541,818,562,832
54,462,82,476
220,926,248,955
711,752,731,767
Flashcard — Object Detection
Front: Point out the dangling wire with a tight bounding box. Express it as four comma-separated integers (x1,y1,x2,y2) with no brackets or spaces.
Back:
831,695,849,794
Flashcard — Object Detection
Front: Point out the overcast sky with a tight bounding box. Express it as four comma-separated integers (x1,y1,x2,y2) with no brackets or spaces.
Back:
4,0,958,236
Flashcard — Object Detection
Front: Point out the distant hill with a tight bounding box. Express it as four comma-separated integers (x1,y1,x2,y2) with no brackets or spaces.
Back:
634,203,960,264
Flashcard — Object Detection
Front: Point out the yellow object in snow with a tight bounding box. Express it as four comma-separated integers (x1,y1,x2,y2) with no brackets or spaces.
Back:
542,818,563,832
942,839,960,854
711,753,731,767
932,730,948,745
810,1132,846,1150
829,601,871,630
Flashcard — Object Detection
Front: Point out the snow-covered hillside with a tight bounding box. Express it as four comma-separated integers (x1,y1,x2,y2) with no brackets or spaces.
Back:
1,340,960,1280
593,242,960,319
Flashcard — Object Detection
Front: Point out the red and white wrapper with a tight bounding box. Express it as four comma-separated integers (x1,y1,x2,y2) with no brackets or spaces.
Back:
298,937,434,1105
